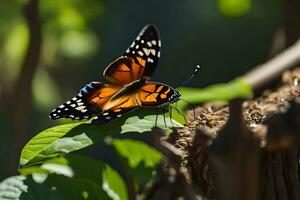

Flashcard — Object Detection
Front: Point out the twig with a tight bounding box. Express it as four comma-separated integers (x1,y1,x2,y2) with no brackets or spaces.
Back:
243,39,300,90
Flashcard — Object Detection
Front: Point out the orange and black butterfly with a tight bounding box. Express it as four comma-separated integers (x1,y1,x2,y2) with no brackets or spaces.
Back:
49,25,180,123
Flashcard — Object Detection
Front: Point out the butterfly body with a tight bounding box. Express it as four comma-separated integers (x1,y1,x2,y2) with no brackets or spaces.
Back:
50,25,180,124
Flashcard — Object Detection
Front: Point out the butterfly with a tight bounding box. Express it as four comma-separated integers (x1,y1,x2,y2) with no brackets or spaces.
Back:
49,25,181,124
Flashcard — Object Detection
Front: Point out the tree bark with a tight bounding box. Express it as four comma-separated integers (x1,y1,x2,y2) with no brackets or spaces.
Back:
11,0,41,174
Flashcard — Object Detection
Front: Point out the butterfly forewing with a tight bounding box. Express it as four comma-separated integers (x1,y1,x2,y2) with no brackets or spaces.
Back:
123,24,161,77
103,25,161,86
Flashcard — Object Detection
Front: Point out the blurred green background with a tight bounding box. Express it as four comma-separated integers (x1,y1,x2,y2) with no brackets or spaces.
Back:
0,0,283,180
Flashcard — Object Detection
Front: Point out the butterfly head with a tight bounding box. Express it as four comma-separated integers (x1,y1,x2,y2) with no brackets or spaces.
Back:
169,89,181,104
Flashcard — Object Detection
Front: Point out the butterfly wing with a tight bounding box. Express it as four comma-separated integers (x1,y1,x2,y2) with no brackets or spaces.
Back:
137,82,180,107
49,82,120,120
103,25,161,85
50,25,170,123
92,81,180,124
92,94,139,123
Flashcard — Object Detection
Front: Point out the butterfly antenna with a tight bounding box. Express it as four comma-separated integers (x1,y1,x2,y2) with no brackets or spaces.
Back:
180,65,201,86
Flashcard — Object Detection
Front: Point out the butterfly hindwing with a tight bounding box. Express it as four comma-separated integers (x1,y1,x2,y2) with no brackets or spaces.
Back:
92,95,139,124
91,81,180,124
49,82,120,120
103,25,161,85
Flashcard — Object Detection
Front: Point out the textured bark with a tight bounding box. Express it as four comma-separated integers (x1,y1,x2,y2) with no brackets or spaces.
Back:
11,0,42,174
162,69,300,199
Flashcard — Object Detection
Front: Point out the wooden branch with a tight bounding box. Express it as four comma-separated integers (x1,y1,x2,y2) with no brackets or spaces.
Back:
243,39,300,91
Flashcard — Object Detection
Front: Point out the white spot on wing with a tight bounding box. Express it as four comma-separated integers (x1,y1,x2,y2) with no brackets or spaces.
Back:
138,51,144,56
135,45,139,49
147,41,152,47
151,40,157,45
130,42,135,48
150,49,156,55
103,112,109,116
143,48,151,56
59,105,64,108
75,106,86,111
148,58,154,63
141,40,144,44
143,48,155,56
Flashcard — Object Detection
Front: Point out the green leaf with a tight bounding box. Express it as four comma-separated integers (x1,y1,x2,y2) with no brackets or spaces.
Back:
44,174,109,200
112,139,162,168
19,155,129,200
0,176,28,200
20,111,182,168
111,139,161,186
177,78,252,111
102,165,128,200
0,174,110,200
218,0,252,18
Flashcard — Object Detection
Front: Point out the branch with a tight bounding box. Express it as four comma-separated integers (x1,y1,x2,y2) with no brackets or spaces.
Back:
243,39,300,91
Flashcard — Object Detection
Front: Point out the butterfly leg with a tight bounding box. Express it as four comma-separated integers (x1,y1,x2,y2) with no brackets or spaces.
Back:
170,105,188,124
180,98,196,121
161,107,173,128
155,109,159,127
168,106,174,127
191,104,196,121
162,109,167,128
